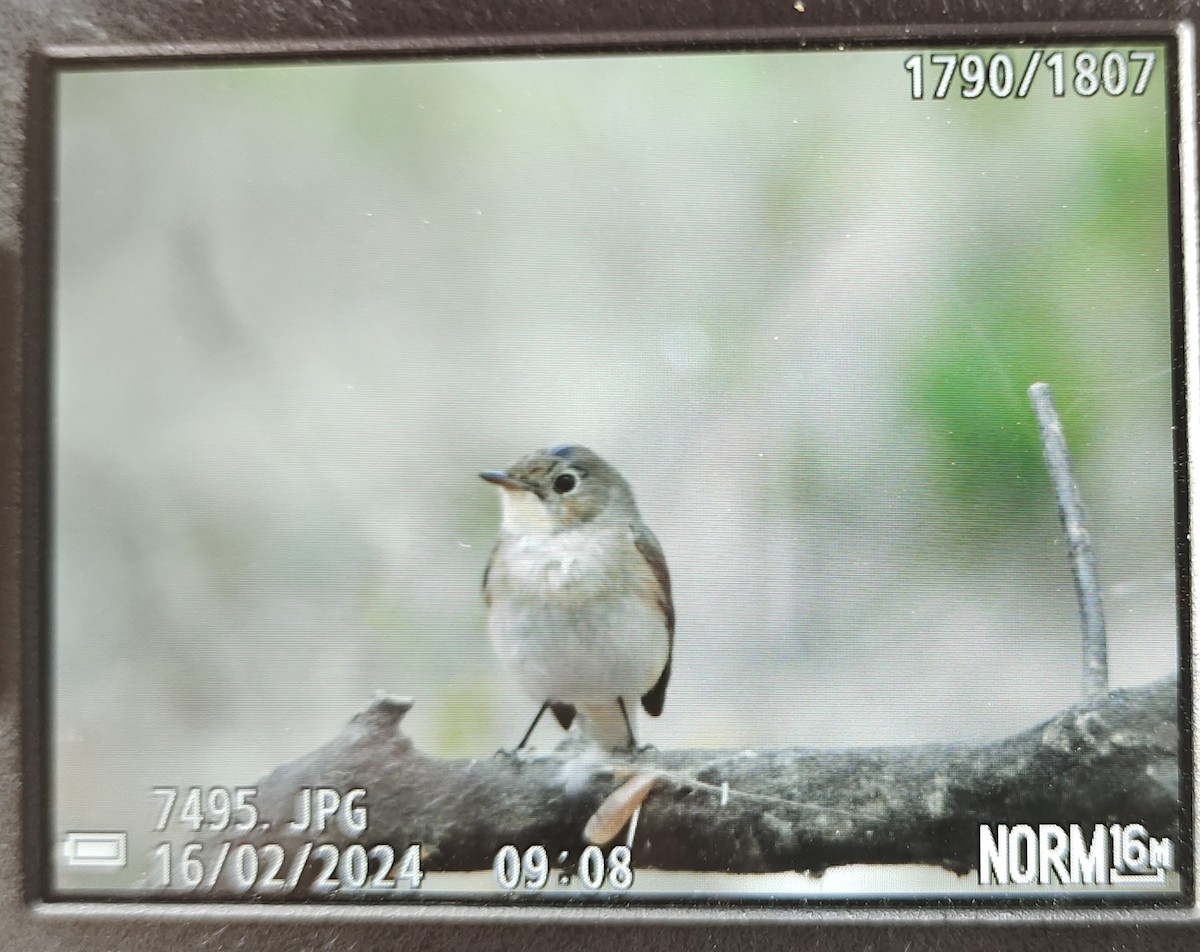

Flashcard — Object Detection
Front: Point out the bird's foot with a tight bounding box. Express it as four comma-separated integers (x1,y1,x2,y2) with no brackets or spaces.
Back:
493,746,536,767
628,742,658,759
609,742,656,759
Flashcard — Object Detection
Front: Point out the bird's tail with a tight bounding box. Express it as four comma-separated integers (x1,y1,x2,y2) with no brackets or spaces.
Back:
578,700,638,750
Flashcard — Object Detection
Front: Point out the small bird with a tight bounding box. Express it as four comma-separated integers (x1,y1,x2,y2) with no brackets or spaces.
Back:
480,445,674,752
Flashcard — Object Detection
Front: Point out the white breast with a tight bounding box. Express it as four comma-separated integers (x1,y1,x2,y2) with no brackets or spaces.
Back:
486,524,669,706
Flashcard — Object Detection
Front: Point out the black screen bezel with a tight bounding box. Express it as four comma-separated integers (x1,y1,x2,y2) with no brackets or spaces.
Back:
7,2,1200,945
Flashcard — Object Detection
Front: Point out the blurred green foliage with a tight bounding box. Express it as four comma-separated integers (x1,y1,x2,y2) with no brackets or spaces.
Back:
912,282,1084,518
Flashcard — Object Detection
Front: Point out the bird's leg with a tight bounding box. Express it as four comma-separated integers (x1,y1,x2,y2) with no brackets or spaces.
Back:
616,696,635,748
616,697,657,757
495,700,550,762
616,697,638,752
516,700,551,752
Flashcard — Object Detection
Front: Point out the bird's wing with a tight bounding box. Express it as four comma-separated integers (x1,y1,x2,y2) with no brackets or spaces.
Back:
482,542,498,607
634,526,674,717
550,701,577,730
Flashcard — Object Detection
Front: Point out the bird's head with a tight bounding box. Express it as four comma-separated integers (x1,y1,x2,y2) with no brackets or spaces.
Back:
480,444,634,532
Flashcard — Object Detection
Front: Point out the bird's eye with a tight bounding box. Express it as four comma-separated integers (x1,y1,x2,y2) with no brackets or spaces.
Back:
553,472,578,494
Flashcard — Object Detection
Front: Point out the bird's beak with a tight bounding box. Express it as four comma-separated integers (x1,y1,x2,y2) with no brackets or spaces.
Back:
480,470,537,494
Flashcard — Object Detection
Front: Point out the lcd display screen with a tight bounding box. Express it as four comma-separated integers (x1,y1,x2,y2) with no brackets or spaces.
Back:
44,40,1189,904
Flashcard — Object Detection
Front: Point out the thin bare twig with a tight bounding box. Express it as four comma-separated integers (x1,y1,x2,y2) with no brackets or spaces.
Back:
1028,381,1109,698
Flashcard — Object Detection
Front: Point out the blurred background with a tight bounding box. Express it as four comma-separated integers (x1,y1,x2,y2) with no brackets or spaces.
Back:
50,47,1177,887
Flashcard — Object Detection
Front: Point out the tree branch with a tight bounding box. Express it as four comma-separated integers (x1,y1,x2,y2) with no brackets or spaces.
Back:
233,676,1176,885
1029,381,1109,698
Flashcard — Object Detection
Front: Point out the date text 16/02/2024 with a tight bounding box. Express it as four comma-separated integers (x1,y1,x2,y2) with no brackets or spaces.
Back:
148,786,635,894
904,49,1158,100
151,785,426,894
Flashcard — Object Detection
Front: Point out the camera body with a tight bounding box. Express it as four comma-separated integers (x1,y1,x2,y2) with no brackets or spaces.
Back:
3,0,1198,948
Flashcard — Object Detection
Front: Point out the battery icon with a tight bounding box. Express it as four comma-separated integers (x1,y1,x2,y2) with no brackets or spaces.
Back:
63,832,127,869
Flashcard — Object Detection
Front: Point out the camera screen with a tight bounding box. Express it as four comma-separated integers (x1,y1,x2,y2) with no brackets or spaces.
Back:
45,40,1188,904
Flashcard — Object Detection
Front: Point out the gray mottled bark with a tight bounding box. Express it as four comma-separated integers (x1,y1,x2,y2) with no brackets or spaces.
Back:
224,676,1176,889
